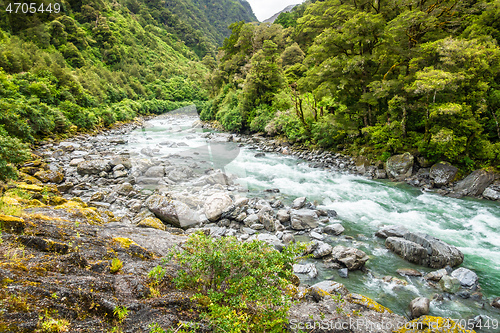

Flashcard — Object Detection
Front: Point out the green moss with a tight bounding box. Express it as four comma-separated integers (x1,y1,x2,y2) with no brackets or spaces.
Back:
347,294,393,314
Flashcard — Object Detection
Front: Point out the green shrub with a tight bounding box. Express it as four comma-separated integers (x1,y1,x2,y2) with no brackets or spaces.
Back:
249,105,276,133
219,106,243,132
0,127,30,181
166,232,304,333
311,115,347,148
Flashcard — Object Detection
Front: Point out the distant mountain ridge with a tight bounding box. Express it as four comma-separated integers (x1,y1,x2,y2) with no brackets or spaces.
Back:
263,4,298,23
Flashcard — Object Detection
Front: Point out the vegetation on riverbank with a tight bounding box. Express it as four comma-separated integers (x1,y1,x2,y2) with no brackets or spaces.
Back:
203,0,500,173
0,0,256,181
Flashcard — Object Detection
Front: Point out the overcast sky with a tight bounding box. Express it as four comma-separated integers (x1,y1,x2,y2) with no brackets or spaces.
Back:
245,0,305,22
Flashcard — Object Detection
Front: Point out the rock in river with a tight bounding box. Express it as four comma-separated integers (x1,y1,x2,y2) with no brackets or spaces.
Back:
450,267,478,288
409,297,430,319
430,162,458,187
145,195,199,229
204,193,233,222
385,232,463,268
290,209,319,230
385,152,414,180
330,245,369,270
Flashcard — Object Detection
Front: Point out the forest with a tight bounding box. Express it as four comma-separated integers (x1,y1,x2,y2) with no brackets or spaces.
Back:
0,0,256,180
202,0,500,173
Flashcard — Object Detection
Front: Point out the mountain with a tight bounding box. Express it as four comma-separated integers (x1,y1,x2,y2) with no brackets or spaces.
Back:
262,4,298,23
0,0,255,179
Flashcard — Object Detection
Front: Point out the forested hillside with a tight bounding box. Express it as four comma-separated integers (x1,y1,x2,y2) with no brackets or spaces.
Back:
0,0,256,180
203,0,500,172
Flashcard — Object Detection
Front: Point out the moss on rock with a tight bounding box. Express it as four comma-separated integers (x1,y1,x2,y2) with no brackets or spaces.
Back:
347,293,393,314
393,316,476,333
137,217,166,231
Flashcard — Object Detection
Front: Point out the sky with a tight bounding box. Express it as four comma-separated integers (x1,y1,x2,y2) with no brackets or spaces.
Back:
245,0,305,22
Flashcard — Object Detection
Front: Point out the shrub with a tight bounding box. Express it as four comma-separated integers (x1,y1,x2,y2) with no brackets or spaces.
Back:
0,127,30,181
110,258,123,274
166,232,304,333
249,105,276,133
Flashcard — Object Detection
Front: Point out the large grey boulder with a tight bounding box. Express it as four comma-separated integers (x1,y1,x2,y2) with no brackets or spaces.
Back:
145,195,199,229
454,169,497,197
291,197,307,209
330,245,369,270
204,193,233,222
77,160,111,175
355,156,370,174
430,162,458,187
409,297,430,319
386,232,463,268
451,267,478,288
311,241,333,258
385,152,414,180
290,209,319,230
144,166,165,178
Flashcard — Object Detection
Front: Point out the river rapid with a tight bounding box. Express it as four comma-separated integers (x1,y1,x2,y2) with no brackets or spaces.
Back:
122,112,500,327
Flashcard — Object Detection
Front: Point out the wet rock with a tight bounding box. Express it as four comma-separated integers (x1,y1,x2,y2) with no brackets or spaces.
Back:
430,162,458,187
375,169,387,179
409,297,430,319
77,160,111,175
355,156,370,174
439,275,461,293
34,170,65,184
204,193,233,222
385,232,463,268
323,223,344,236
396,268,422,277
243,213,259,226
254,152,266,158
292,197,307,209
145,166,165,178
330,245,369,270
338,268,349,278
290,209,319,230
375,225,408,238
425,268,448,281
385,152,414,180
293,263,318,279
450,267,478,288
454,169,498,197
310,231,324,240
311,241,333,258
115,183,134,196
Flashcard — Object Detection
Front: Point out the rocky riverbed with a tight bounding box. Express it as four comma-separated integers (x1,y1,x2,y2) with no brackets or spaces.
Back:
1,112,498,332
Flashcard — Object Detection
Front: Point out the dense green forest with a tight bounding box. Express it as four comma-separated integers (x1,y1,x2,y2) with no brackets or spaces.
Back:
0,0,256,180
203,0,500,172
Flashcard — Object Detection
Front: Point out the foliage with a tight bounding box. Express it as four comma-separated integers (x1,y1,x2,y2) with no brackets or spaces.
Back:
205,0,500,171
110,258,123,274
113,306,129,322
167,232,305,333
0,127,30,181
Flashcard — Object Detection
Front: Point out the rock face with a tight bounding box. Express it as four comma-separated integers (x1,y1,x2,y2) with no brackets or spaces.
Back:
77,160,111,175
450,267,478,288
145,195,199,229
409,297,430,319
290,209,319,230
482,181,500,200
454,169,497,197
204,193,233,222
330,245,369,270
385,232,463,268
430,162,458,187
385,153,414,180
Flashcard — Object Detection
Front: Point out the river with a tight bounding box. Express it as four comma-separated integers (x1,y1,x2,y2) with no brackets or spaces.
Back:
123,111,500,327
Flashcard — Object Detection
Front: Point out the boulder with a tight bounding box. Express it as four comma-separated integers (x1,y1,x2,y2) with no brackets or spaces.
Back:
386,232,463,268
330,245,369,270
291,197,307,209
137,217,166,231
396,268,422,277
77,160,111,175
290,209,319,230
376,225,408,238
450,267,478,288
144,166,165,178
430,162,458,187
425,268,448,281
34,170,64,184
482,181,500,201
311,241,333,258
309,280,349,297
409,297,430,319
323,223,344,236
145,195,199,229
277,209,290,223
355,156,371,174
492,297,500,309
385,152,414,180
257,206,275,232
204,193,233,222
115,183,134,196
454,169,497,197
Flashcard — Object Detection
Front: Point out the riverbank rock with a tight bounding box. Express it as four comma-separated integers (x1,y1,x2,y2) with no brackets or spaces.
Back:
77,159,111,175
439,275,461,293
204,193,233,222
290,209,319,230
454,169,497,197
323,223,345,235
385,232,463,268
430,162,458,187
34,170,65,184
409,297,430,319
145,195,199,229
292,197,307,209
376,225,408,238
293,263,318,279
385,153,414,180
482,181,500,201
